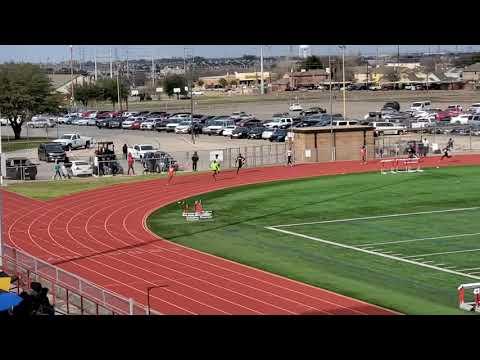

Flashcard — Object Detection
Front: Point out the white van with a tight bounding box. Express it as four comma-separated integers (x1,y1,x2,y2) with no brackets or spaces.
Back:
371,122,406,135
468,103,480,114
331,120,359,126
410,101,431,112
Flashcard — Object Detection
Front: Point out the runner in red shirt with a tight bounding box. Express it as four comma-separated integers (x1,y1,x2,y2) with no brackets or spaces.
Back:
360,145,367,165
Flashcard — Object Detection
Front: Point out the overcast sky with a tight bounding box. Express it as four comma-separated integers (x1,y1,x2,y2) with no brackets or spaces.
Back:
0,45,479,63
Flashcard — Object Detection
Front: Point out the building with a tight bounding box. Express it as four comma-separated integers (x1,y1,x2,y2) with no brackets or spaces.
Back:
285,70,328,89
385,62,421,70
444,67,463,80
198,72,271,88
462,63,480,83
271,78,291,91
48,74,91,95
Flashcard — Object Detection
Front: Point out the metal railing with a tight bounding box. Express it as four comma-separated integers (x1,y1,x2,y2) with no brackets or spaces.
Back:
1,243,160,315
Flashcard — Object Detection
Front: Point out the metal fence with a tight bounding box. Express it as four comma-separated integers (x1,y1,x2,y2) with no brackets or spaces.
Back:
1,243,159,315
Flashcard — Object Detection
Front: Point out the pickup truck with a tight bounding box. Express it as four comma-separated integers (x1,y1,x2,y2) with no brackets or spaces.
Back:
53,133,94,150
127,144,158,160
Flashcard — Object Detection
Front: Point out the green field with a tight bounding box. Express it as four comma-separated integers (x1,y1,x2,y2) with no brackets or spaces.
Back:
147,166,480,315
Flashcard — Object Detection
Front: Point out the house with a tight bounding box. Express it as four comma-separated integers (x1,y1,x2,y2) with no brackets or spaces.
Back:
351,66,374,83
444,67,463,80
198,71,271,88
48,74,91,95
462,63,480,83
271,78,290,91
385,62,421,70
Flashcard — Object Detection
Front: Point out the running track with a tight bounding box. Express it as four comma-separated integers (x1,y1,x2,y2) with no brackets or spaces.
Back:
3,155,478,315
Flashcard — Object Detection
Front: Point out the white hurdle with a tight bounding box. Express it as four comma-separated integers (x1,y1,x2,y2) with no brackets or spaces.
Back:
380,158,422,174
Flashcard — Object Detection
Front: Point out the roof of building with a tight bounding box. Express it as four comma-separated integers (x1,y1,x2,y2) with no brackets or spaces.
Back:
464,63,480,72
289,69,327,77
48,74,86,90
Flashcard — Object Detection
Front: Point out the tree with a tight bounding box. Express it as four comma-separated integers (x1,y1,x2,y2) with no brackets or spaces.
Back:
95,78,129,110
229,79,238,86
73,83,99,107
163,74,187,97
0,63,63,139
218,78,228,88
297,56,324,71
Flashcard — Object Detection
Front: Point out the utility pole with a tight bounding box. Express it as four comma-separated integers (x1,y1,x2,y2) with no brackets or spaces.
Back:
94,48,98,81
260,45,264,95
116,63,121,111
190,51,195,144
151,55,155,88
70,45,75,110
339,45,346,120
109,48,113,79
329,55,334,161
397,45,400,90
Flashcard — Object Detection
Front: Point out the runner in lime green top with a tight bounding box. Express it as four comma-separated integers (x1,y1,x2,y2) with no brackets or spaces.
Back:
211,154,221,181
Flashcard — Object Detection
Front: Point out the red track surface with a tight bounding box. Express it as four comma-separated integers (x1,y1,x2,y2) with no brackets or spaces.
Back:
4,154,478,315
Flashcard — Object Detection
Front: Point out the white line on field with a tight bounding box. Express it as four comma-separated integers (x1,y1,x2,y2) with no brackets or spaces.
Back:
422,261,435,264
459,267,480,272
271,206,480,228
265,226,480,281
357,232,480,247
444,266,458,269
404,248,480,259
469,271,480,275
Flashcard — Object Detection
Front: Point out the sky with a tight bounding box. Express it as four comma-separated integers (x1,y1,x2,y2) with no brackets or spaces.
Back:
0,45,479,63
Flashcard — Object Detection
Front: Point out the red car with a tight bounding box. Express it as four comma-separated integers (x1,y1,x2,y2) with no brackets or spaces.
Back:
130,120,142,130
434,111,451,121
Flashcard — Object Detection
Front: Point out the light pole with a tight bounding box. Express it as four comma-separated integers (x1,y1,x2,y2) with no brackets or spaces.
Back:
146,284,168,315
70,45,74,111
338,45,347,120
116,64,121,111
260,45,264,95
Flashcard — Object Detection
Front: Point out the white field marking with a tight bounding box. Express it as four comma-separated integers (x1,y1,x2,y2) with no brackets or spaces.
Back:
390,253,404,257
272,206,480,228
380,251,395,254
422,261,435,264
404,248,480,259
459,267,480,272
413,258,424,261
265,227,480,281
434,264,446,266
357,232,480,247
444,266,457,269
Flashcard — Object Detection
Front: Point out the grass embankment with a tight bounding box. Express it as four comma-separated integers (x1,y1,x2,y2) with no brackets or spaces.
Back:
2,137,55,153
147,166,480,315
6,175,161,200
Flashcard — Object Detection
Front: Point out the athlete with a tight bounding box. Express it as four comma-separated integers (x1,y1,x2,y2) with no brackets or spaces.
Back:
440,138,454,161
210,157,220,181
167,162,176,185
360,145,367,165
235,153,246,174
286,149,293,167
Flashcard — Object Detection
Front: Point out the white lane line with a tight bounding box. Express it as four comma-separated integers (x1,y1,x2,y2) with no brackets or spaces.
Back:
469,271,480,275
357,232,480,247
422,261,435,264
404,248,480,259
272,206,480,228
380,251,395,254
459,267,480,272
266,227,480,281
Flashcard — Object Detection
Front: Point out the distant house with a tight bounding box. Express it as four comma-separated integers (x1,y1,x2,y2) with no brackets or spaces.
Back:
198,71,271,88
444,67,463,80
48,74,91,95
462,63,480,83
351,66,375,83
271,78,290,91
385,62,421,70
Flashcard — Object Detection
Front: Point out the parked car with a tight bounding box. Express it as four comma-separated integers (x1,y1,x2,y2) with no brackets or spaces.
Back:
289,103,303,112
52,133,94,150
410,101,431,112
264,117,293,129
26,118,55,128
450,114,471,125
411,118,434,129
468,103,480,114
141,151,178,173
155,119,171,132
97,117,123,129
222,125,237,137
128,144,158,160
382,101,400,111
5,157,37,180
248,126,267,139
174,121,193,134
122,118,136,129
77,118,90,126
269,128,288,142
230,126,250,139
331,120,359,126
68,160,93,177
261,128,275,140
38,143,66,162
370,122,406,136
203,118,235,135
140,119,156,130
166,114,190,132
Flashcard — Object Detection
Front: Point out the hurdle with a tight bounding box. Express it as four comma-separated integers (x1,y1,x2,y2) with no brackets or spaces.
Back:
380,158,423,174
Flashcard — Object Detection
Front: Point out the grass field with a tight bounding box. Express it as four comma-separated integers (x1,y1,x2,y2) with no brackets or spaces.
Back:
147,166,480,315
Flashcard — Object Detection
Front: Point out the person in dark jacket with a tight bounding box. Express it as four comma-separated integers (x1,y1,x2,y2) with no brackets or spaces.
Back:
122,144,128,160
191,151,199,171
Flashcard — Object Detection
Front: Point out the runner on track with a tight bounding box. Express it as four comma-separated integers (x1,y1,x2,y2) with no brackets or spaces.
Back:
360,145,367,165
167,162,176,185
235,153,246,175
210,155,221,181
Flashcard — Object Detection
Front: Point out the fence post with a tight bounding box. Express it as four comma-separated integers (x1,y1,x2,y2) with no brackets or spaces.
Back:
129,298,134,315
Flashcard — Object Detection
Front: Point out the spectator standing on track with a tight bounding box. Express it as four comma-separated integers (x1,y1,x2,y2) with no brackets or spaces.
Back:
191,151,199,172
122,144,128,160
360,145,367,165
53,160,63,180
422,138,429,157
127,152,135,175
235,153,246,174
286,149,293,167
63,155,73,179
